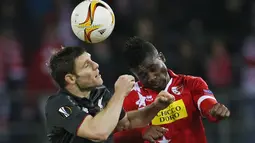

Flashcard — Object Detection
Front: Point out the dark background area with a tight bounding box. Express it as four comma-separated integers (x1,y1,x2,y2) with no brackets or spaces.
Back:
0,0,254,143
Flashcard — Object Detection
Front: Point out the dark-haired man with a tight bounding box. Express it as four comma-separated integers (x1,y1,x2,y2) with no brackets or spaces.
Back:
44,46,175,143
114,37,230,143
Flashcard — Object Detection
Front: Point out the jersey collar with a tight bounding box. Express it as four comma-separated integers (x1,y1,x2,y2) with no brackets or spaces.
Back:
60,88,92,102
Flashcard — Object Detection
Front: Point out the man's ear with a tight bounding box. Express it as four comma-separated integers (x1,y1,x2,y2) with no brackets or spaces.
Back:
159,52,166,63
65,73,76,85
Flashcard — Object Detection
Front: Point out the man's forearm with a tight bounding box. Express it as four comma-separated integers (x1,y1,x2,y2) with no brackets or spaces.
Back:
90,93,125,137
127,103,161,128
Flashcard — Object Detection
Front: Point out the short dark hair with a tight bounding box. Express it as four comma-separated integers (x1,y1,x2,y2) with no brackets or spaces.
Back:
49,46,86,88
123,36,157,69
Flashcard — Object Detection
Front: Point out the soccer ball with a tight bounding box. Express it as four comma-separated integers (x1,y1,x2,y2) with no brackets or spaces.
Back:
71,0,115,43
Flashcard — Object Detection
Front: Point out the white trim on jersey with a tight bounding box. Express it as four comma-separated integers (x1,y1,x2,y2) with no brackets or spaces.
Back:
164,78,173,92
197,95,217,111
98,96,103,109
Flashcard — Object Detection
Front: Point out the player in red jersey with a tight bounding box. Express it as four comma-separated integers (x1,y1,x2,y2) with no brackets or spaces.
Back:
113,36,230,143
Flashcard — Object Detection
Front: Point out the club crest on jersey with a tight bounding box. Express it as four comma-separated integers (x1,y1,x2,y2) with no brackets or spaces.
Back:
171,85,183,95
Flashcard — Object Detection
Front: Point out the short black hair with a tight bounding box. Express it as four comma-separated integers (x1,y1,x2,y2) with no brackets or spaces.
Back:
123,36,157,69
49,46,86,88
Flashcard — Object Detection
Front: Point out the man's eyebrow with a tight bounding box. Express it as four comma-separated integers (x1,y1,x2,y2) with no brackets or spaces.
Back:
82,60,88,68
82,53,91,68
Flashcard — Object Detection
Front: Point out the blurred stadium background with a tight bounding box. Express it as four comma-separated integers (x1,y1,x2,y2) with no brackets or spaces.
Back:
0,0,254,143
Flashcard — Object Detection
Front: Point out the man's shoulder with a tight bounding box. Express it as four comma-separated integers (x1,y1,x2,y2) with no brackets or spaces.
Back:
178,74,208,89
170,70,203,82
182,75,202,81
46,91,68,104
45,91,77,110
169,70,205,87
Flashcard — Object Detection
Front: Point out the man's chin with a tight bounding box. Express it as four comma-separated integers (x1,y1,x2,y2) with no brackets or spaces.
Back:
79,80,104,91
154,87,165,92
92,79,103,88
97,78,103,85
148,85,164,92
153,82,167,92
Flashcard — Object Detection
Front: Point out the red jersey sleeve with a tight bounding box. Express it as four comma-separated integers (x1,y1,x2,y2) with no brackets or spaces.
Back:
188,76,218,122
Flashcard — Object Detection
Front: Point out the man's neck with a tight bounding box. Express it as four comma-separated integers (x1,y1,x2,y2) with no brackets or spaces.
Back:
65,86,91,99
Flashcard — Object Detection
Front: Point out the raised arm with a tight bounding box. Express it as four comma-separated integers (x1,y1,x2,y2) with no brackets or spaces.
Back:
46,75,135,142
116,91,175,130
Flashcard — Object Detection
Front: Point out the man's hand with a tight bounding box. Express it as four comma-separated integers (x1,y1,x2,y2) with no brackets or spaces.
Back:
209,103,230,119
154,91,175,109
114,75,135,97
142,126,168,143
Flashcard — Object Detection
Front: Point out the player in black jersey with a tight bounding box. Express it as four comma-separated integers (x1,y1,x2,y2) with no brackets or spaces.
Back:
45,46,175,143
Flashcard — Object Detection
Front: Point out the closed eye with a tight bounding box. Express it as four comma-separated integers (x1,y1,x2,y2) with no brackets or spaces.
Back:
83,63,89,68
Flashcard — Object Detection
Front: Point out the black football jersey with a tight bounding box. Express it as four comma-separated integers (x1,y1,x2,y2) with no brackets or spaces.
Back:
45,85,126,143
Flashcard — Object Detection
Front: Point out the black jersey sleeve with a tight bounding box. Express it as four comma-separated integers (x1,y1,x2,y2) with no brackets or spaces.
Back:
45,95,88,135
119,108,126,120
99,87,126,121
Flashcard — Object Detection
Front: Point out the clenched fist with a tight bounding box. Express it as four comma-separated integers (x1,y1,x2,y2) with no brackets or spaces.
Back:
114,75,135,97
142,126,168,143
209,103,230,119
154,91,175,109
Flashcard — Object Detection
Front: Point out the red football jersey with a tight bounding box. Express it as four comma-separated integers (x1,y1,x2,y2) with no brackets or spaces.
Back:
114,70,218,143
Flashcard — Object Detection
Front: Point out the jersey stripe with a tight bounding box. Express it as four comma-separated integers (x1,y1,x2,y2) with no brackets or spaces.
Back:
197,95,217,111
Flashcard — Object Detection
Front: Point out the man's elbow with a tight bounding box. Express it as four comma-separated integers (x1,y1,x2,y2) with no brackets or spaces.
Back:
76,116,111,141
78,128,110,141
90,131,110,141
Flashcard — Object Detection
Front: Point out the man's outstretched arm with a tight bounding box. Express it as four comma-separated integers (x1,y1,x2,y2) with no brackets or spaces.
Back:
191,77,230,121
116,91,175,131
